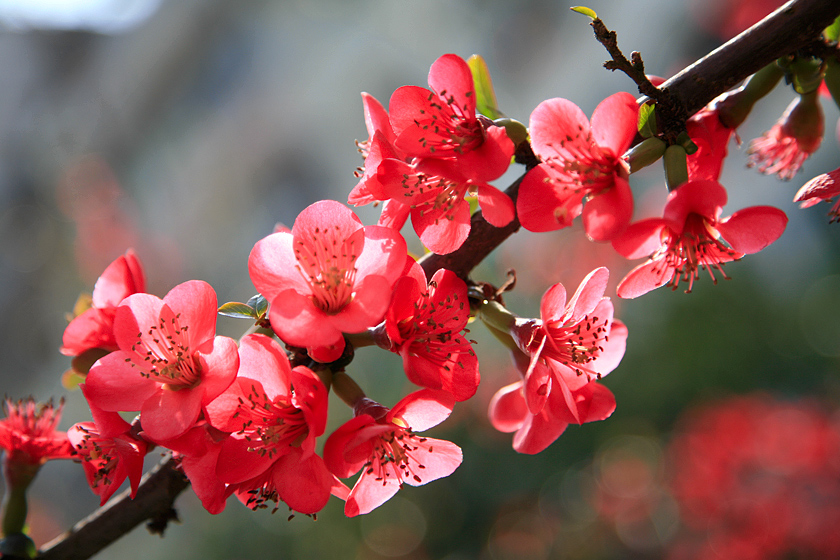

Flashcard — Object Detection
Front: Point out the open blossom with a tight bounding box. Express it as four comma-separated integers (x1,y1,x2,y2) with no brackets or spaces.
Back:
613,180,788,298
490,268,626,453
389,53,504,159
324,390,462,516
249,200,407,363
686,103,736,182
794,167,840,222
349,55,515,254
61,249,146,360
204,334,334,515
83,280,239,442
747,91,824,180
0,398,73,476
517,92,639,241
373,265,478,401
489,364,616,455
68,391,147,505
373,135,514,254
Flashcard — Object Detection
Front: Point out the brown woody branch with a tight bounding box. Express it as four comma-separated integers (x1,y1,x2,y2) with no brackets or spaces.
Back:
37,456,188,560
38,1,840,558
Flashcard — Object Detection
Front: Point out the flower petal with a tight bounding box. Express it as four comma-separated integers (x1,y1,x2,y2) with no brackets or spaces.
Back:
717,205,788,254
589,92,639,156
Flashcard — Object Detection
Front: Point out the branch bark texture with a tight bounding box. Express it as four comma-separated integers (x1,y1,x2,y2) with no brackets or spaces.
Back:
37,457,188,560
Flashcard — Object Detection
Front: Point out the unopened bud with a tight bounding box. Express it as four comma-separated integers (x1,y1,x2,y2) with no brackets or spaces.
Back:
663,144,689,191
625,137,666,173
493,117,529,148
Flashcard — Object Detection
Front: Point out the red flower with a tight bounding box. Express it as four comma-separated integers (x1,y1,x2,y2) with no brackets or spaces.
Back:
163,423,232,514
491,268,626,453
489,368,616,455
747,92,824,180
68,391,147,505
686,103,735,181
517,92,639,241
323,390,462,516
205,334,334,514
349,55,515,254
83,280,239,442
249,200,407,362
0,398,73,477
794,167,840,222
389,53,496,159
667,394,840,560
61,249,145,358
373,139,514,254
374,266,479,401
613,180,788,298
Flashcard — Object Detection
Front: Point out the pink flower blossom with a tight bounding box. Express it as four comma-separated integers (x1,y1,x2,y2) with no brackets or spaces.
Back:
747,92,824,180
517,92,639,241
249,200,407,363
61,249,146,359
323,390,462,516
68,392,147,505
83,280,239,442
374,265,479,401
205,334,334,514
349,55,515,254
613,180,787,298
0,398,73,475
489,267,626,453
489,367,616,455
389,53,499,159
686,103,736,182
794,167,840,222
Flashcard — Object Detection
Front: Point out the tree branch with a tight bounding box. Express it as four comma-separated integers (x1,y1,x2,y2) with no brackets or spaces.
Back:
37,456,188,560
649,0,840,117
37,1,840,557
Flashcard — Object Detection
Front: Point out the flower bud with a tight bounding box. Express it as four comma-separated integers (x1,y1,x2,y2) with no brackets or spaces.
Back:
625,137,666,173
664,144,689,191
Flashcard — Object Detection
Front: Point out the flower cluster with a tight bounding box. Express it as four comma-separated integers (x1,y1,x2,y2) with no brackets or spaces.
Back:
668,394,840,560
30,41,834,535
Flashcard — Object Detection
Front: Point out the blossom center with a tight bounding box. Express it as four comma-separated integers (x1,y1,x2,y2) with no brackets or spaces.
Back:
233,385,309,459
364,428,428,485
294,227,359,314
651,214,741,293
128,313,202,388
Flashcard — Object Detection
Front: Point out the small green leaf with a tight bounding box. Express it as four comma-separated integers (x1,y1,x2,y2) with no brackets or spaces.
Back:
467,54,502,120
467,195,480,215
218,302,257,319
638,102,657,138
247,294,269,317
570,6,598,19
825,15,840,42
62,369,86,391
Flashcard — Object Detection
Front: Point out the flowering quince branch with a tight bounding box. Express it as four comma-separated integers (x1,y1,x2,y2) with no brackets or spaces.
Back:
2,3,840,560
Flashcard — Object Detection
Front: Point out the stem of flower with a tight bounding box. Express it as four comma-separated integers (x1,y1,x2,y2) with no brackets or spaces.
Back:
343,330,377,349
476,300,519,334
1,484,28,537
332,371,366,409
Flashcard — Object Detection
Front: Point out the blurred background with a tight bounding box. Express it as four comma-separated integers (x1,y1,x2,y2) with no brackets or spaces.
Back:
2,0,840,558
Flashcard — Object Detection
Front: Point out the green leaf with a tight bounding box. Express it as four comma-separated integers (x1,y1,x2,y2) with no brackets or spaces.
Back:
638,102,657,138
247,294,269,317
218,302,257,319
62,369,86,391
570,6,598,19
467,54,502,120
825,15,840,42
